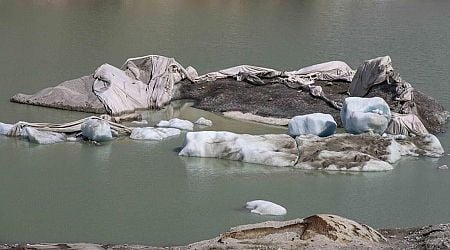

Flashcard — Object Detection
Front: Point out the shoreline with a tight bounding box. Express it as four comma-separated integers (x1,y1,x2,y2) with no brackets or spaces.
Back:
2,215,450,249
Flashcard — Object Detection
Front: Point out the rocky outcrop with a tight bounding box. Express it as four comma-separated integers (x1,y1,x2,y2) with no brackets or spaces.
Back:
178,131,299,167
188,214,386,249
288,113,336,137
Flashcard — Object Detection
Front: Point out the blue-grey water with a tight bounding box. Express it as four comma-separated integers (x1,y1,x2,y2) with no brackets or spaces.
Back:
0,0,450,246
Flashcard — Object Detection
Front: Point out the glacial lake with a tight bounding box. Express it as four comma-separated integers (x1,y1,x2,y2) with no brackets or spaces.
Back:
1,0,450,246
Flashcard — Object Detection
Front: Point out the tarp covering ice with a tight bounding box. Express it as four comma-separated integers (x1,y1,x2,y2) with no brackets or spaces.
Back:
385,113,428,136
349,56,394,97
93,55,195,115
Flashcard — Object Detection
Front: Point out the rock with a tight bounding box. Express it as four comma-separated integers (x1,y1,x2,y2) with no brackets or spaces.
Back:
341,97,391,135
194,117,213,127
157,118,193,130
0,122,13,135
288,113,336,137
438,165,448,170
81,119,113,142
24,127,66,145
245,200,287,216
188,214,386,249
295,133,444,171
130,127,180,141
179,131,298,167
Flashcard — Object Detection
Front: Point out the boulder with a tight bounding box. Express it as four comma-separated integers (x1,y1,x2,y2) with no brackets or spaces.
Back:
24,127,66,145
194,117,213,127
288,113,336,137
81,119,113,142
0,122,13,135
178,131,298,167
157,118,193,130
245,200,287,216
130,127,180,141
341,97,391,135
188,214,386,249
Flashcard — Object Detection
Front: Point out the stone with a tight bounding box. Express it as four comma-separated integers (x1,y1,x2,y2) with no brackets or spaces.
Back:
130,127,180,141
288,113,336,137
194,117,213,127
179,131,298,167
157,118,193,130
341,97,391,135
81,119,113,142
245,200,287,216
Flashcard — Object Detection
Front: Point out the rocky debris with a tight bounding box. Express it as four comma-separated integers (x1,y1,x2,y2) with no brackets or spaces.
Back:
23,127,66,145
11,75,107,114
288,113,337,137
245,200,287,216
130,127,181,141
188,214,386,249
179,131,298,167
403,223,450,249
81,119,113,142
295,133,444,171
341,97,391,135
157,118,193,130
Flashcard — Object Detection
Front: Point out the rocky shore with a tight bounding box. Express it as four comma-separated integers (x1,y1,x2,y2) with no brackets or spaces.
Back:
3,214,450,249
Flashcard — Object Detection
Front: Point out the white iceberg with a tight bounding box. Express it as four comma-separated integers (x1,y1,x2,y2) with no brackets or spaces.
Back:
179,131,298,167
81,119,113,142
157,118,193,130
130,127,181,140
131,120,149,125
340,97,391,135
24,127,66,145
245,200,287,216
194,117,213,127
288,113,336,137
0,122,13,135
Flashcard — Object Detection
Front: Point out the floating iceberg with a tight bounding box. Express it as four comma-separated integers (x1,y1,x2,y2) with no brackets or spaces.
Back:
81,119,113,142
341,97,391,135
179,131,298,167
288,113,336,137
245,200,287,216
157,118,194,130
24,127,66,145
130,127,181,140
194,117,213,127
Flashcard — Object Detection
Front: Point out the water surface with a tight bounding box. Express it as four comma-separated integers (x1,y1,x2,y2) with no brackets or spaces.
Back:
1,0,450,246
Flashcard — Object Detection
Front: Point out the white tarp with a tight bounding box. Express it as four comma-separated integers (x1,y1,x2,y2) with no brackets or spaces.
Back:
93,55,195,115
195,65,282,83
349,56,394,97
385,113,429,136
286,61,355,82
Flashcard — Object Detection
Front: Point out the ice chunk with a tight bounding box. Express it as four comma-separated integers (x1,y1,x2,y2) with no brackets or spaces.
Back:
130,127,181,140
194,117,213,127
179,131,298,167
131,120,148,125
340,97,391,135
288,113,336,137
245,200,287,216
24,127,66,144
157,118,193,130
0,122,13,135
81,119,113,142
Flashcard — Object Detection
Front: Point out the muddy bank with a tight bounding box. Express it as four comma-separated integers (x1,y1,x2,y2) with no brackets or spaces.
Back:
3,214,450,249
174,78,448,133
